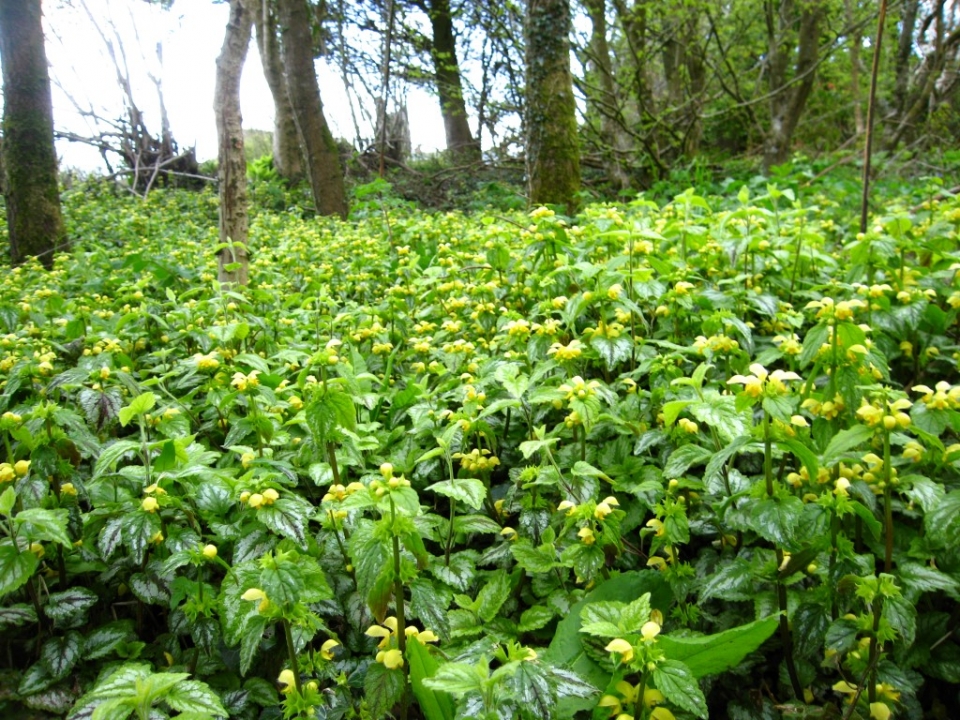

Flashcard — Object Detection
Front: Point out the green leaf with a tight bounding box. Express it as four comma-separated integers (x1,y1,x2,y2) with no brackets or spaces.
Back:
164,679,228,716
476,570,512,622
658,616,778,678
118,392,156,427
0,604,37,631
751,494,804,547
93,440,141,478
590,334,633,370
427,477,487,510
850,501,882,540
40,631,83,680
305,390,356,445
84,621,135,660
364,661,406,718
15,508,72,547
411,578,452,640
0,546,39,598
257,498,308,548
661,400,693,428
664,444,714,479
422,661,486,695
407,639,456,720
925,490,960,547
571,461,612,483
652,660,708,718
779,438,819,484
821,424,873,466
452,514,502,535
0,486,15,516
511,540,559,574
518,604,555,633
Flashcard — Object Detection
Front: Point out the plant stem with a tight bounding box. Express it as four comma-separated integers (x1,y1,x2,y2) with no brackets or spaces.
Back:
763,411,803,700
389,496,409,720
282,618,302,695
882,430,893,573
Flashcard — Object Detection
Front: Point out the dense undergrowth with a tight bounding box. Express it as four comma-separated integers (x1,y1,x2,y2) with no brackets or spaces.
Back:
1,166,960,720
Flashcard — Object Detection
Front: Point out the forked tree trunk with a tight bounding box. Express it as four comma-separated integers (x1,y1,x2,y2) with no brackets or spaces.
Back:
0,0,67,269
427,0,480,161
254,0,303,181
525,0,580,210
763,0,825,171
215,0,254,286
277,0,347,218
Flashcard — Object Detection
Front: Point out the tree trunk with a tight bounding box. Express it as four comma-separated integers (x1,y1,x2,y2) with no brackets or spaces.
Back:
763,0,825,171
427,0,480,161
894,0,920,114
254,0,303,181
584,0,631,190
0,0,66,269
525,0,580,210
277,0,347,218
215,0,254,286
845,0,864,136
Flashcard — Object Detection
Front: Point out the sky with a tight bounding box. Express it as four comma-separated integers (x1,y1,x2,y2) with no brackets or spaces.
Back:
37,0,446,172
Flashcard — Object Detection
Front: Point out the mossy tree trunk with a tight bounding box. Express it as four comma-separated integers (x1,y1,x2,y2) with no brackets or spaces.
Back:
215,0,254,286
0,0,67,269
525,0,580,211
277,0,347,219
254,0,303,182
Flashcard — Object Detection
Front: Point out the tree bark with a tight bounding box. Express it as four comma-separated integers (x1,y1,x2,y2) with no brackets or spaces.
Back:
525,0,580,210
253,0,303,181
583,0,631,190
427,0,481,161
0,0,67,268
763,0,825,171
215,0,254,286
277,0,347,218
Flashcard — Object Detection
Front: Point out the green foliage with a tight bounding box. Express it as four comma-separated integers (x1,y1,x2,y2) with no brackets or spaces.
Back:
1,176,960,720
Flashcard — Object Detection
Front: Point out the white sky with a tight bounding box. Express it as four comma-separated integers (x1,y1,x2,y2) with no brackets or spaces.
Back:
38,0,446,171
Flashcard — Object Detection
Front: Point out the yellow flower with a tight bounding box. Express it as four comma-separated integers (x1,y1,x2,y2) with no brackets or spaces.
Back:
605,638,634,663
640,621,661,642
61,482,77,496
141,496,159,513
320,638,340,660
678,417,698,434
202,544,218,559
242,588,266,602
377,648,404,670
650,709,676,720
262,488,279,505
548,339,584,361
869,703,892,720
247,493,264,509
594,502,614,520
0,463,15,483
13,459,30,476
578,526,596,545
277,668,297,694
366,623,394,648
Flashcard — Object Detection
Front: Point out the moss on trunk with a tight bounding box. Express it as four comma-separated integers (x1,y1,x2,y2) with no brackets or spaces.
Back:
0,0,67,268
525,0,580,212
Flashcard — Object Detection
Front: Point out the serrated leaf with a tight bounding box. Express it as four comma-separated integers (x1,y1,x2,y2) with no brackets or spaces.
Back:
0,545,39,598
652,660,708,718
924,490,960,547
427,477,487,510
700,557,755,601
44,587,98,623
364,661,406,718
510,540,559,574
518,605,555,633
411,578,452,640
256,498,308,547
93,440,141,479
664,444,714,479
118,392,156,427
422,661,486,695
15,508,72,546
453,514,502,534
476,570,512,622
658,616,778,678
164,679,228,716
751,494,804,546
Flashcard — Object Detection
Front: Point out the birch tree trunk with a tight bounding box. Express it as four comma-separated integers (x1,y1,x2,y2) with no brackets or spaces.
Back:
277,0,347,218
215,0,254,286
0,0,67,269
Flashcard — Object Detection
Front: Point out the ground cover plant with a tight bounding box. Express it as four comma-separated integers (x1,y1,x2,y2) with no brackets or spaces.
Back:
1,174,959,720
